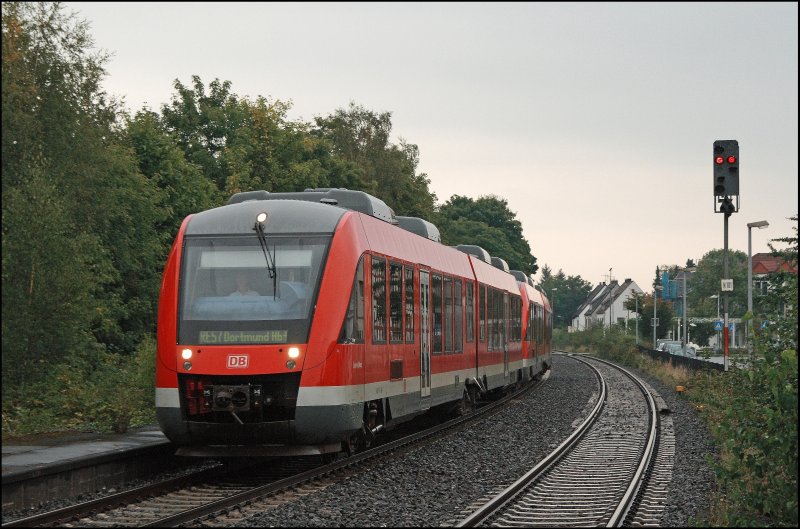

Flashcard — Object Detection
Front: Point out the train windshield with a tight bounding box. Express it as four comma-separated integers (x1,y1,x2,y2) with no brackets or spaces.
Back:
178,235,330,345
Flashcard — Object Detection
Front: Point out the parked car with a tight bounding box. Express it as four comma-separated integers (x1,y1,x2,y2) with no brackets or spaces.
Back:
660,340,698,356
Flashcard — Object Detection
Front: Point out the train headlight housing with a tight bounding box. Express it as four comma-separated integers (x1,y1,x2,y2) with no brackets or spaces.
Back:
256,212,268,223
288,347,300,359
286,360,296,369
181,348,193,360
183,361,192,371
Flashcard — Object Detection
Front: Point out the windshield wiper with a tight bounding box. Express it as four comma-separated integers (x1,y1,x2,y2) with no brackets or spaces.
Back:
254,213,278,299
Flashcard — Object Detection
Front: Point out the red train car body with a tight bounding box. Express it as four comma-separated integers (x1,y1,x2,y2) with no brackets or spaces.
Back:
155,189,551,457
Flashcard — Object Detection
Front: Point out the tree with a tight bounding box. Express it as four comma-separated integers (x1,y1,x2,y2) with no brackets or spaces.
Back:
2,2,167,384
125,109,220,237
314,102,437,219
436,195,538,275
687,249,748,318
756,214,798,350
538,267,592,329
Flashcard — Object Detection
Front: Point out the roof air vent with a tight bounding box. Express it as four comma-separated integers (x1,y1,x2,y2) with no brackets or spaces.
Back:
396,216,441,242
227,190,270,205
491,256,510,272
456,245,491,263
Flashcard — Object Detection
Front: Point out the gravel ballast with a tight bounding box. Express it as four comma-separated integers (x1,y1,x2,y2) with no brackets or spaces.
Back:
237,353,716,527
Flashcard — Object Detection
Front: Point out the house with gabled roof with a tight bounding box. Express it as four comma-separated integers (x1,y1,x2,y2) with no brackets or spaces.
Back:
570,282,609,331
570,278,644,331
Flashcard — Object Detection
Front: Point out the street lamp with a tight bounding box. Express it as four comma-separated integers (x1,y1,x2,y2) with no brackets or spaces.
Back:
747,221,769,346
652,285,663,349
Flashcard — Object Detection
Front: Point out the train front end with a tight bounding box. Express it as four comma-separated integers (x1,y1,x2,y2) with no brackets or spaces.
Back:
155,197,360,457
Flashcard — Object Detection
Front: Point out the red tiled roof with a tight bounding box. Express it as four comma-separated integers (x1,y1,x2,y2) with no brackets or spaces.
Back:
752,253,798,274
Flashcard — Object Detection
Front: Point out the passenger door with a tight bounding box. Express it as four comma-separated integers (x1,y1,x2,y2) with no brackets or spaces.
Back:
419,270,432,402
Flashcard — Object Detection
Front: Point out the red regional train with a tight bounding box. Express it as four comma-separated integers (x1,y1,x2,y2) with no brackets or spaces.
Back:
156,188,552,457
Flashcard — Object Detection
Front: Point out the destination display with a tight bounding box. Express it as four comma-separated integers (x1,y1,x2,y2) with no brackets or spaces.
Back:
199,330,288,344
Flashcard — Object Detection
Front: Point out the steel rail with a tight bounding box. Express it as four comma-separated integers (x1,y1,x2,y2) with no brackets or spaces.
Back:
457,352,659,528
456,355,605,527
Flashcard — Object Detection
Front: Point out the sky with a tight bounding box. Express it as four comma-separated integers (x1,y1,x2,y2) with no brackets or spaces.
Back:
65,2,798,291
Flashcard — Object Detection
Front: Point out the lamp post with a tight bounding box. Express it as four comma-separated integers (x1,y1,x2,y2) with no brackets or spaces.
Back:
652,285,663,349
710,294,720,353
746,220,769,348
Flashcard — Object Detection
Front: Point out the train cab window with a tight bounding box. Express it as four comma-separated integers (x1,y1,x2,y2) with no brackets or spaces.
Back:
404,266,414,343
444,276,453,353
178,235,329,345
465,281,474,343
389,262,403,343
479,285,486,343
372,256,387,343
432,273,442,354
340,257,365,343
454,279,463,353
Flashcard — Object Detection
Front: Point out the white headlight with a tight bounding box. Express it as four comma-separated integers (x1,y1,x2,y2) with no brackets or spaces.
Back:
182,348,193,360
288,347,300,359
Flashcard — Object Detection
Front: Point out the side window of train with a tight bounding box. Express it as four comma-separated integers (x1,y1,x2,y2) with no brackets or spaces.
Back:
487,287,495,351
404,266,414,343
465,281,474,343
454,278,463,353
479,284,486,343
432,273,442,354
372,256,387,344
339,256,365,343
444,275,453,353
389,262,403,343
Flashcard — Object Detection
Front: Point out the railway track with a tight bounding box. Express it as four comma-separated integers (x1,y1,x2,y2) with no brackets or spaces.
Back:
456,354,659,527
2,376,547,528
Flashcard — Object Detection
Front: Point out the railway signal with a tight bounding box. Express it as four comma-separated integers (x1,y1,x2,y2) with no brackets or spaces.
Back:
713,140,739,197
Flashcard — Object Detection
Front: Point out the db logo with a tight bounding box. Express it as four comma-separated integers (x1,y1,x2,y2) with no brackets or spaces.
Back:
227,354,249,368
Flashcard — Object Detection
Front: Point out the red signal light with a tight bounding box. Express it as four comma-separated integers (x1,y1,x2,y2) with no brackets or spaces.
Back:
715,156,724,164
727,156,736,164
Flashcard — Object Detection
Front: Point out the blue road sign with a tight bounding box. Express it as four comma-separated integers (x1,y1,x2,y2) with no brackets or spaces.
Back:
713,320,723,331
761,320,769,330
729,322,735,333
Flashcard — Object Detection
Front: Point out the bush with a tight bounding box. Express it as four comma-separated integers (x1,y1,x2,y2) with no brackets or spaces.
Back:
1,337,156,438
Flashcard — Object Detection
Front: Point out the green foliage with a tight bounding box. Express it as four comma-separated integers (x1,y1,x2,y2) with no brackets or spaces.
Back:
537,266,593,329
688,248,749,318
2,337,157,436
314,102,437,219
436,194,537,274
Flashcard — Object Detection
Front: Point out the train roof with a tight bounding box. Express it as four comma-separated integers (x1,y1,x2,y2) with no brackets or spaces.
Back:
219,188,529,291
185,199,345,235
228,188,397,223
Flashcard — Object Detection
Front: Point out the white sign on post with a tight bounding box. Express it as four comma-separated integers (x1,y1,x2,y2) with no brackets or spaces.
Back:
721,279,734,291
